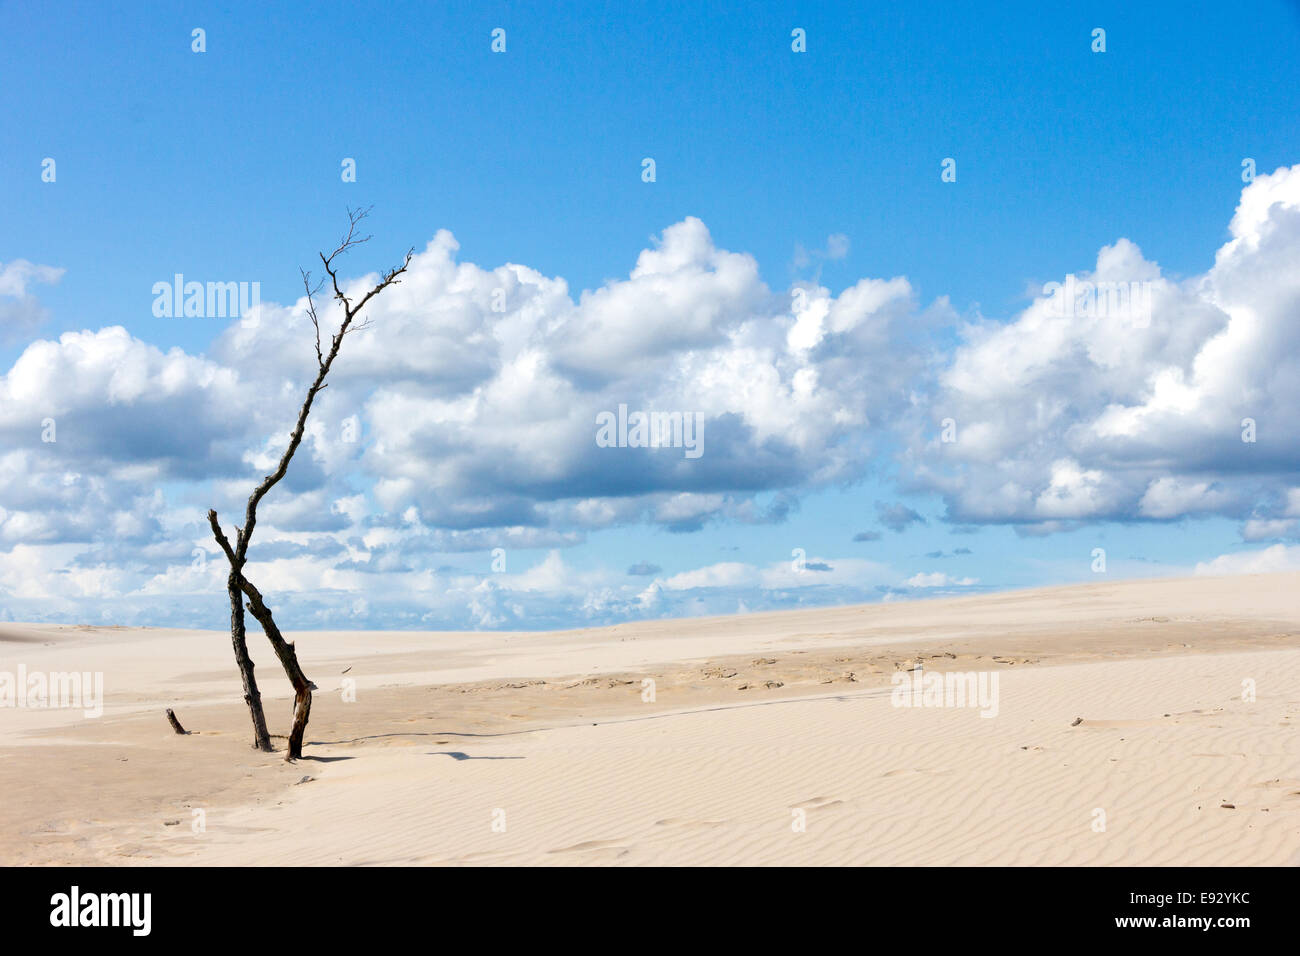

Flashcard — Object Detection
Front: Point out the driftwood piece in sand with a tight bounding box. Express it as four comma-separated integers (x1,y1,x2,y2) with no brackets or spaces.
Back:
165,708,191,735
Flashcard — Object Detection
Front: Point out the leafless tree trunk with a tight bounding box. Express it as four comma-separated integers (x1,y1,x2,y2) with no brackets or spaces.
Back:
208,208,411,760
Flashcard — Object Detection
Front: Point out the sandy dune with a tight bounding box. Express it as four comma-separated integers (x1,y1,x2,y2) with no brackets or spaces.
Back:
3,573,1300,865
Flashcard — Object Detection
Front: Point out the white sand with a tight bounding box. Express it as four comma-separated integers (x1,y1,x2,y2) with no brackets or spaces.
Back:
3,572,1300,865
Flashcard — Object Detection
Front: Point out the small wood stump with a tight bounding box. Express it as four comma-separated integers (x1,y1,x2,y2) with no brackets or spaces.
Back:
165,708,191,735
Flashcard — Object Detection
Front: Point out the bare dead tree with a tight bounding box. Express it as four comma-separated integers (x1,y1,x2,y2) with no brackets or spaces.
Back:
208,207,412,759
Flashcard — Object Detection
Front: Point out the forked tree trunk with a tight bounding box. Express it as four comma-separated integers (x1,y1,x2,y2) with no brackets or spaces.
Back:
228,570,273,751
242,581,317,760
207,209,410,763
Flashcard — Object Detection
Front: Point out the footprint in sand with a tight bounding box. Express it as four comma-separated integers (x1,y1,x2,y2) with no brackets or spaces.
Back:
547,839,631,859
791,796,844,810
880,768,950,778
450,848,517,863
654,818,727,830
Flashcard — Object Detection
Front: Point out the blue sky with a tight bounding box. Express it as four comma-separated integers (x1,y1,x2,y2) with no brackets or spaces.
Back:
2,0,1300,629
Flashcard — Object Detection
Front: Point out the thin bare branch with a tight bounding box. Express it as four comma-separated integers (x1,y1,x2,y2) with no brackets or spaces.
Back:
319,205,375,313
206,510,238,567
300,267,325,369
234,232,411,564
345,249,414,325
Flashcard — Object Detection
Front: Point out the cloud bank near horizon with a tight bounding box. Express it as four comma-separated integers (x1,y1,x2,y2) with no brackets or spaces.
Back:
2,166,1299,628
